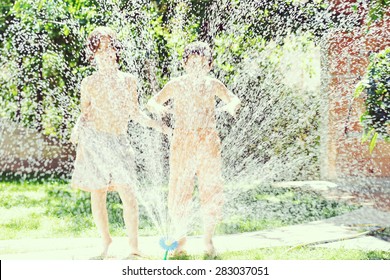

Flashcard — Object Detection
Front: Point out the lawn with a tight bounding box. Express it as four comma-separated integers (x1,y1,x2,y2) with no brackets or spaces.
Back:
0,176,389,260
173,247,390,260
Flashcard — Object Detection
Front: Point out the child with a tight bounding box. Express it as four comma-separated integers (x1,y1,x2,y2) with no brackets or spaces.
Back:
147,41,241,256
71,26,170,259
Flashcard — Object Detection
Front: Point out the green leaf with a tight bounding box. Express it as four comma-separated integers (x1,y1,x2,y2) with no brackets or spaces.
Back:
362,127,374,143
369,132,378,153
354,81,366,97
63,25,70,36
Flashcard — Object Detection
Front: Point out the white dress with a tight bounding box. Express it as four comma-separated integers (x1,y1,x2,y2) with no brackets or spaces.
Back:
71,122,136,191
71,72,137,191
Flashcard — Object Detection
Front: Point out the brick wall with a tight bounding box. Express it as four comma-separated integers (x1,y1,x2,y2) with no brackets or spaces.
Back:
322,1,390,180
0,118,75,177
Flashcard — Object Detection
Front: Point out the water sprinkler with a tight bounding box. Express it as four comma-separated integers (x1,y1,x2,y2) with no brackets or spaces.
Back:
159,237,178,260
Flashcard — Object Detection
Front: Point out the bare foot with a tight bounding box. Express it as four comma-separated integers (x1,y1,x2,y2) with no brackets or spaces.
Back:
205,239,216,257
89,255,106,260
125,252,148,260
101,237,112,258
174,237,187,254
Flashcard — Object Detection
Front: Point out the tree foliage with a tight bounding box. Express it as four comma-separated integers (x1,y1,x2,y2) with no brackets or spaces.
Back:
0,0,330,139
355,48,390,152
0,0,388,181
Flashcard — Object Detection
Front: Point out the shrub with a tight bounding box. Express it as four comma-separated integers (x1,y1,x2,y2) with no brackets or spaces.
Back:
355,47,390,152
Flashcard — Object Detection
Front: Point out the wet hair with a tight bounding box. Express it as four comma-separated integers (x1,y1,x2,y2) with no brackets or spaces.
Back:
182,41,213,67
86,26,122,63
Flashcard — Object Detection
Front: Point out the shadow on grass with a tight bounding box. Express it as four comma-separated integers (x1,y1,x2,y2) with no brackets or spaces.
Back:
369,227,390,242
163,246,390,260
0,172,70,185
168,252,222,260
366,250,390,260
219,246,390,260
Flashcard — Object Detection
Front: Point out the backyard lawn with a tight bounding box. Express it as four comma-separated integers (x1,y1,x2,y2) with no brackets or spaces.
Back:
1,176,389,260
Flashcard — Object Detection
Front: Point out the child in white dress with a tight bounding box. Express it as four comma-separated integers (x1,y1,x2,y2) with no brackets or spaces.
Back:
71,26,170,259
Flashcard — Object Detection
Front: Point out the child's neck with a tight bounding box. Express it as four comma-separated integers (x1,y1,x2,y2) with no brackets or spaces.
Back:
187,71,208,78
97,63,118,74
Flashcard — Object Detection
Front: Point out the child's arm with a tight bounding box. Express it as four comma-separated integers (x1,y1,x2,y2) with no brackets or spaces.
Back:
70,78,91,144
146,80,175,115
127,75,171,135
213,79,241,117
80,78,91,119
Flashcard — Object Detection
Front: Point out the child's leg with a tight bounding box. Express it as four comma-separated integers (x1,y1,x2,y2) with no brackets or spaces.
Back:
91,190,112,257
197,132,224,255
168,132,197,251
168,173,195,223
168,175,194,254
116,184,140,256
198,175,223,255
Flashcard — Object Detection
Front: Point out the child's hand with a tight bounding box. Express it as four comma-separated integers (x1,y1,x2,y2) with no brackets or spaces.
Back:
70,116,83,145
221,103,239,117
147,100,170,116
162,126,173,137
154,105,168,115
70,128,79,145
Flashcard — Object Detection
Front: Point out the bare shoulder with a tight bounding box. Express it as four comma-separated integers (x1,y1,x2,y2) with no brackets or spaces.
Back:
209,77,225,88
159,76,182,94
207,77,227,94
167,76,183,87
81,75,94,90
120,71,137,85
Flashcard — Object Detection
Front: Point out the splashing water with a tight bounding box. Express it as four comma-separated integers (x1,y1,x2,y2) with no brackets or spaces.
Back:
0,0,389,257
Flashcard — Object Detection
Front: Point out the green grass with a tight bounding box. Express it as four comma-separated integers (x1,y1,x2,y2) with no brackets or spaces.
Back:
0,178,164,239
219,247,390,260
215,184,360,234
0,179,362,239
1,178,389,259
0,179,108,239
166,247,390,260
